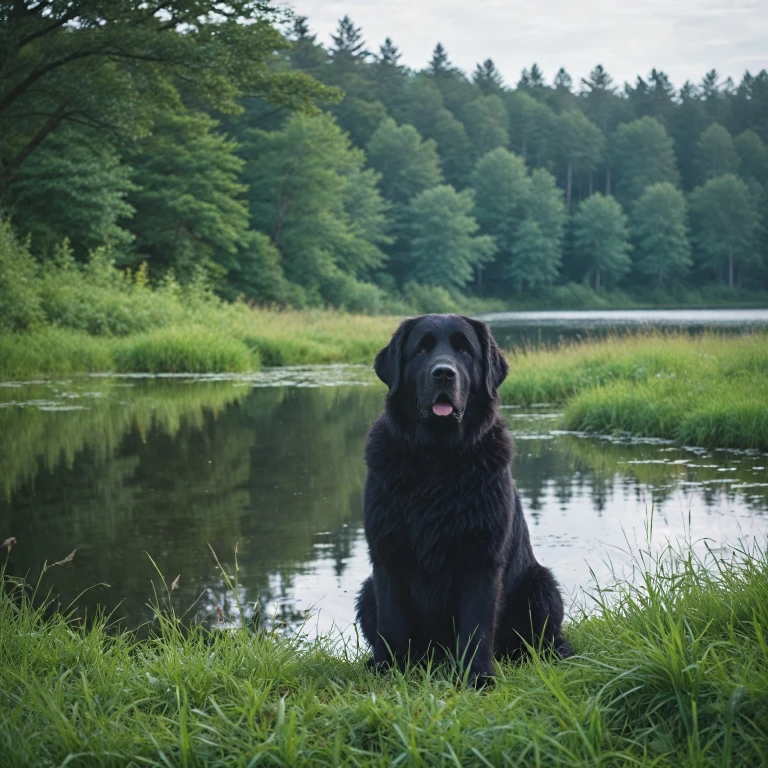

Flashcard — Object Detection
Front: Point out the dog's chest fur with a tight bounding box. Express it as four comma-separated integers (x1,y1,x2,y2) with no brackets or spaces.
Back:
364,415,515,578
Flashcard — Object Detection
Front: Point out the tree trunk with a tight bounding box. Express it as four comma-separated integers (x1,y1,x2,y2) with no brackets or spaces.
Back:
595,267,601,291
605,166,611,195
566,159,573,212
729,254,734,289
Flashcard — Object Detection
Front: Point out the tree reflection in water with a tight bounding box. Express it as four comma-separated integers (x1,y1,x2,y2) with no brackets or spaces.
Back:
1,375,765,633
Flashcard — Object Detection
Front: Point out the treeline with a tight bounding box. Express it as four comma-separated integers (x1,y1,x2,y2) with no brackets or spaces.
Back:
2,3,768,313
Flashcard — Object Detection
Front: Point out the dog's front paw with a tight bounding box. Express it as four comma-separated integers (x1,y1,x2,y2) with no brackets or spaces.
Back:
365,656,392,674
466,664,495,689
554,635,574,659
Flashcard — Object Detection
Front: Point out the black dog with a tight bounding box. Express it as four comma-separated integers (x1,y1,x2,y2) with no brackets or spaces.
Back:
355,314,572,684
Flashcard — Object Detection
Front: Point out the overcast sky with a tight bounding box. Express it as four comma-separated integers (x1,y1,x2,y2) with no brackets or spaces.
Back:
283,0,768,91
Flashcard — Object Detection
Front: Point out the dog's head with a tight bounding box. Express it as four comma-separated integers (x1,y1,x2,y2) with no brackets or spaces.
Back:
374,314,508,444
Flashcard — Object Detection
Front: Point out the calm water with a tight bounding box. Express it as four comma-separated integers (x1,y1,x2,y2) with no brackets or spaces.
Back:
480,308,768,348
2,366,766,636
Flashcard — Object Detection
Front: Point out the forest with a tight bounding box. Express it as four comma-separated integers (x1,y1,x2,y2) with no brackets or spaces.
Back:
1,1,768,317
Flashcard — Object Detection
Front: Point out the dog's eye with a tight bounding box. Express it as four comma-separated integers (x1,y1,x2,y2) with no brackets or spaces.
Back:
418,347,427,354
459,346,470,355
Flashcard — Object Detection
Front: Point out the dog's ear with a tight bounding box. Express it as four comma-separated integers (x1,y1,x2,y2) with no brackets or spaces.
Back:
465,317,509,398
374,318,417,394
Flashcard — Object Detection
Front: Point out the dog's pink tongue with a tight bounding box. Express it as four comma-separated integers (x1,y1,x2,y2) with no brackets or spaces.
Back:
432,402,453,417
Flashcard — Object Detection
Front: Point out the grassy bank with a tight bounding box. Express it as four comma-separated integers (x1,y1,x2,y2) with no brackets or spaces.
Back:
499,332,768,450
2,538,767,766
0,309,397,380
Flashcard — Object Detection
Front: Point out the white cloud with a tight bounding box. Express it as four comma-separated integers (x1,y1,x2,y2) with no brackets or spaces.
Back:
288,0,768,90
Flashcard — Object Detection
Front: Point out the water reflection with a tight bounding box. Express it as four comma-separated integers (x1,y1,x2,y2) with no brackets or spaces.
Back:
1,371,766,635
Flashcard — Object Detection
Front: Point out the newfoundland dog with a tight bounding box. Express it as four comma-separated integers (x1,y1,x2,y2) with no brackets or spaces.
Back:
355,314,572,684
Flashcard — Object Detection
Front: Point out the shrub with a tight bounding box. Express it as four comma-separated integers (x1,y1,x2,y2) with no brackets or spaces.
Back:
114,327,256,373
0,222,43,332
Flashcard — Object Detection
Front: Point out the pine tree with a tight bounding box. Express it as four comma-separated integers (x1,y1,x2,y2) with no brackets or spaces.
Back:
630,183,691,285
554,68,573,91
550,68,576,111
289,16,327,74
572,193,632,289
518,64,546,93
378,37,401,66
473,59,505,95
429,44,451,76
579,65,627,192
372,38,409,121
672,81,708,191
330,15,368,60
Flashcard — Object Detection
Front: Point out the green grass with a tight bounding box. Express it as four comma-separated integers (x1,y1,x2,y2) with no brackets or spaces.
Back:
2,536,767,766
0,309,397,379
500,331,768,449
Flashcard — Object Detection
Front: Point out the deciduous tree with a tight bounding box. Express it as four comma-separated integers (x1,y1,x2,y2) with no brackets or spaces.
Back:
689,174,762,288
573,193,632,289
630,183,691,285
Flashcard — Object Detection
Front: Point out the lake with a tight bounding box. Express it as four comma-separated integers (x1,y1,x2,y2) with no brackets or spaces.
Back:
2,363,766,637
480,307,768,348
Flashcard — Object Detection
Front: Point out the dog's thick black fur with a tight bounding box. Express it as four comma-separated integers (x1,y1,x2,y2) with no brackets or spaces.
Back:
355,314,572,684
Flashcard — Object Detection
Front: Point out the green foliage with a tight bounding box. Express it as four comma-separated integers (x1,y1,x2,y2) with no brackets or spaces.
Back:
366,119,443,206
3,530,768,764
0,1,331,197
611,117,679,207
695,123,738,182
401,75,473,188
630,183,692,285
572,193,632,289
500,331,768,448
0,222,43,332
556,110,604,210
124,109,250,282
2,4,768,313
402,185,496,289
7,129,135,259
460,94,509,159
471,147,530,270
114,327,254,374
506,169,566,292
471,150,566,293
243,112,389,303
735,130,768,185
689,174,763,288
505,91,557,170
402,282,462,314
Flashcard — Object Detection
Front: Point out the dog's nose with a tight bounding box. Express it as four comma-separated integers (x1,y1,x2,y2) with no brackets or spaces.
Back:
431,365,456,381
